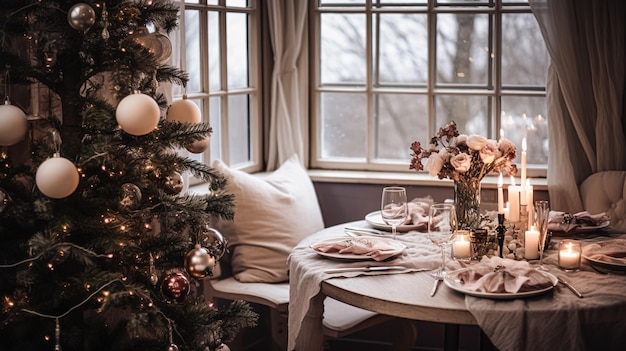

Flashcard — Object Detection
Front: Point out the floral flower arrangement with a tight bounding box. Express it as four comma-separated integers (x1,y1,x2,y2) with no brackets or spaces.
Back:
409,121,518,229
409,121,518,181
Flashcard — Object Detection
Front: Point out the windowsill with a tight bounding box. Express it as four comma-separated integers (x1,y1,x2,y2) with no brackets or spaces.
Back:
307,169,548,191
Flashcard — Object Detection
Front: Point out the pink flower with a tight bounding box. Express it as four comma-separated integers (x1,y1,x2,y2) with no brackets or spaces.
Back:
425,150,446,176
451,153,472,173
466,135,488,150
479,140,498,164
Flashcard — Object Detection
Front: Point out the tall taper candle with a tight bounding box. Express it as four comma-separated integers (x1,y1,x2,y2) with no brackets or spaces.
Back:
520,137,527,205
497,173,504,214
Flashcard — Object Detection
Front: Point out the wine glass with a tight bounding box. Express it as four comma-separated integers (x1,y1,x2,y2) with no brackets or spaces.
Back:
534,200,550,270
380,186,408,239
428,203,458,275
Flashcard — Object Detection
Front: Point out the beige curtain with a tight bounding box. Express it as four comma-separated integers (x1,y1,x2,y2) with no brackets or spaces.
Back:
266,0,309,170
529,0,626,212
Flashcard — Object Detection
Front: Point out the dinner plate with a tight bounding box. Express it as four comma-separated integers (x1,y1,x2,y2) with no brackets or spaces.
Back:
443,269,558,299
582,239,626,271
310,236,406,261
364,210,422,232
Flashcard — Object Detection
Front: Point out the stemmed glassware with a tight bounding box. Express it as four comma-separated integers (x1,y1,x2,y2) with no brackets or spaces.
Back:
380,186,408,239
427,203,458,276
534,200,550,270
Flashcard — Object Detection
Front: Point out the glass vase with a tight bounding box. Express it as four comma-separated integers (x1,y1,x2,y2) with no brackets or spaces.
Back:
454,178,481,230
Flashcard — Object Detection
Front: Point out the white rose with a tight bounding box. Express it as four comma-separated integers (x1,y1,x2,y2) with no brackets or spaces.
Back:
466,135,488,151
425,152,445,177
479,140,498,164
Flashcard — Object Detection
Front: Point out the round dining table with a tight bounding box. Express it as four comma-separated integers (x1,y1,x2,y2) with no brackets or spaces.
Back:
288,220,626,351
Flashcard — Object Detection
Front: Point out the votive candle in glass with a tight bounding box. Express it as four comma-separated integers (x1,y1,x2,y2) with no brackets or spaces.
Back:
558,240,581,271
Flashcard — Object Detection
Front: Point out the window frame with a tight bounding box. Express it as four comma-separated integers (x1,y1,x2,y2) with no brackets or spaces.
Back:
309,0,547,179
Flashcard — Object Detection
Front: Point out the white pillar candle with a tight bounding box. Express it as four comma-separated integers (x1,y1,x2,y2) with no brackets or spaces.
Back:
508,183,520,222
453,233,471,259
503,203,510,220
524,226,539,259
526,180,534,228
497,173,504,214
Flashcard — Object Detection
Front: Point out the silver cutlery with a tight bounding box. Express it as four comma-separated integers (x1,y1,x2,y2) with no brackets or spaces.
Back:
557,276,583,298
344,226,388,237
324,266,406,274
430,271,444,297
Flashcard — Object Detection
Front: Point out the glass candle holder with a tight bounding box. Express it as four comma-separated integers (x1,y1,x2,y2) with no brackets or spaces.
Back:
558,240,581,271
453,230,472,261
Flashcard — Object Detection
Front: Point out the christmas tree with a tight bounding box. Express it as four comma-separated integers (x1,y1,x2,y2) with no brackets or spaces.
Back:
0,1,257,350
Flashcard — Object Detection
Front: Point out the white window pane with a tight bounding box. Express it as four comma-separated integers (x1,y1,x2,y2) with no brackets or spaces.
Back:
210,96,222,162
321,13,366,85
209,11,221,91
374,0,427,6
435,95,490,136
436,0,490,5
375,94,428,159
321,0,365,5
502,13,548,86
184,9,201,93
226,0,249,7
227,13,249,89
436,13,490,86
228,94,250,164
375,13,428,85
501,96,548,165
321,93,367,159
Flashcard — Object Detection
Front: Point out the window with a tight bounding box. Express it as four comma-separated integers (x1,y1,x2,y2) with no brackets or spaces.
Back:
172,0,262,180
311,0,548,176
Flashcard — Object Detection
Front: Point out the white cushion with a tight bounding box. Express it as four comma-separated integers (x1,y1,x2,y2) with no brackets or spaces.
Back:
209,278,377,331
580,171,626,231
212,155,324,283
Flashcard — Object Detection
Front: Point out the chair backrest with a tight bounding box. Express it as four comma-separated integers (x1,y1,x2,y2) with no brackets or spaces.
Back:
580,171,626,231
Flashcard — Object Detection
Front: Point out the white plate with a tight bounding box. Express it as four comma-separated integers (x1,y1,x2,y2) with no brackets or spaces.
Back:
443,269,558,299
552,220,610,235
310,236,406,261
364,210,423,232
582,239,626,271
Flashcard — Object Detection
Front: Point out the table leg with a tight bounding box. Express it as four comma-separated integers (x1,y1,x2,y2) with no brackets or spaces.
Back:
294,292,325,351
444,323,459,351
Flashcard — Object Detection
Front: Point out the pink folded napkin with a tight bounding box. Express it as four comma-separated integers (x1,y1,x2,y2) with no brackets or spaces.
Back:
583,239,626,266
404,201,431,228
548,210,610,233
454,256,553,293
310,237,403,261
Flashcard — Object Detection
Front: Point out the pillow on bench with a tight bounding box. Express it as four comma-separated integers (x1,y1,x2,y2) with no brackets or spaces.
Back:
211,155,324,283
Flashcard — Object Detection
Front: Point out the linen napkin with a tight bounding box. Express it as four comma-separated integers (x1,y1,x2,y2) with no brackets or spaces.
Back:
310,236,403,261
548,210,610,233
583,239,626,266
454,256,553,293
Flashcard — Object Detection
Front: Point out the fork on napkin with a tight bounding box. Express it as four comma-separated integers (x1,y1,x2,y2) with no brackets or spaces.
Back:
548,210,610,233
310,237,402,261
454,256,554,293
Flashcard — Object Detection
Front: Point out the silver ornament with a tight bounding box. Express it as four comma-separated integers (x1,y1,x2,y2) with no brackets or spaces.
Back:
199,227,226,260
166,343,179,351
185,137,210,154
120,183,142,209
67,3,96,32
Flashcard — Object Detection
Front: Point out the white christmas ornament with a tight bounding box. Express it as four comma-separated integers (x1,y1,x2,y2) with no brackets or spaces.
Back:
0,103,28,146
166,95,201,124
36,156,80,199
116,93,160,136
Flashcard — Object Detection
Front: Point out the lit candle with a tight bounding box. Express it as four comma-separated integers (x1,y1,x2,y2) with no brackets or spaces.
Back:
559,241,581,270
503,202,510,219
497,173,504,214
453,232,471,259
524,226,539,259
520,138,527,205
508,176,520,222
526,179,534,228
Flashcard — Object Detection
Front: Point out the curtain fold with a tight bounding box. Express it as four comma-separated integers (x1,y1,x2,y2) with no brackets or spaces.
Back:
529,0,626,212
266,0,309,170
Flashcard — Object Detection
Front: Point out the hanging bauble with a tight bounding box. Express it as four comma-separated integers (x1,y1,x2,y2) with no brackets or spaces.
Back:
67,3,96,32
216,344,231,351
166,95,201,124
164,171,184,195
116,92,160,136
161,272,190,301
166,344,179,351
36,156,80,199
131,27,163,60
155,33,172,62
0,102,28,146
119,183,142,209
184,245,216,278
186,137,210,154
0,188,10,214
199,227,226,260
